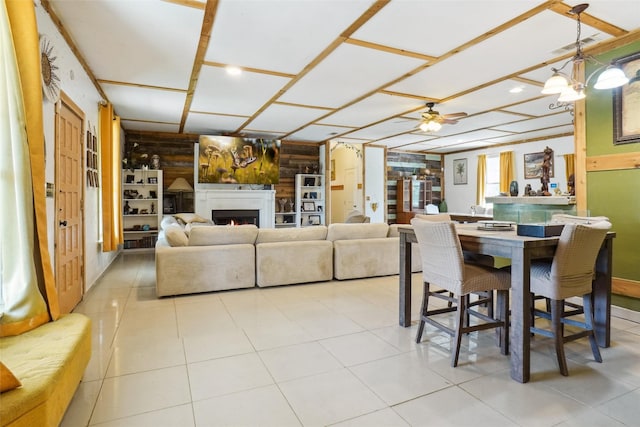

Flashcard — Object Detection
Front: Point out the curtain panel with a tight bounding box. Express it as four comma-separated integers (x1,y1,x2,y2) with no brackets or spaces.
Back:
476,155,486,206
499,151,515,194
2,0,59,336
564,153,575,182
100,104,122,252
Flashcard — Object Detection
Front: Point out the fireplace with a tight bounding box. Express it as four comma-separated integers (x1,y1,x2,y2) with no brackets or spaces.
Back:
212,209,259,227
195,189,275,228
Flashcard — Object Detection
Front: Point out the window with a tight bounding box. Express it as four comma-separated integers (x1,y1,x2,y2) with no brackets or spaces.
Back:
485,155,500,206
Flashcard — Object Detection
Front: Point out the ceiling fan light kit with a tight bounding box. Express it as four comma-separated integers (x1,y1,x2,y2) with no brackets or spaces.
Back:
542,3,629,104
418,102,466,133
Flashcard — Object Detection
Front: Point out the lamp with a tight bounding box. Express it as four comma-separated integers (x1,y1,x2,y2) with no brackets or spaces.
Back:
167,177,193,213
542,3,629,104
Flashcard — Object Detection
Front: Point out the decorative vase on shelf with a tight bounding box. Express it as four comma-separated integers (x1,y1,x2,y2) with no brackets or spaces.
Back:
438,199,448,213
509,180,519,197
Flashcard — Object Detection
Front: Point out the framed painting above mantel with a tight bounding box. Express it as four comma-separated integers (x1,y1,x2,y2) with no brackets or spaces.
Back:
613,51,640,145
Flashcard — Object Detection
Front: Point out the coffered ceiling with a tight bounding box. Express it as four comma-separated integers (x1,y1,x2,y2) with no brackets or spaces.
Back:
42,0,640,153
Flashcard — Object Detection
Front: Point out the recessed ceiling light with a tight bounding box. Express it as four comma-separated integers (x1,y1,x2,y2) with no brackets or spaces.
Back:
510,86,524,94
225,66,242,76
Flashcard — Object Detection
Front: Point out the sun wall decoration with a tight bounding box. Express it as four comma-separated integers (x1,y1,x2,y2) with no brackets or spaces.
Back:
40,35,60,103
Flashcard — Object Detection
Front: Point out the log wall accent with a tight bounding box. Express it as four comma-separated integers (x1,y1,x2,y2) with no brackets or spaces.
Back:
124,132,320,203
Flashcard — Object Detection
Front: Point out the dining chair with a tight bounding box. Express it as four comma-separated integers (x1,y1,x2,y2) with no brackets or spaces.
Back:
529,220,612,376
410,218,511,367
542,214,610,317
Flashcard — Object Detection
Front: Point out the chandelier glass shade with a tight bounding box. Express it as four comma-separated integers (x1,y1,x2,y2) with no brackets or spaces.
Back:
419,120,442,132
542,3,629,103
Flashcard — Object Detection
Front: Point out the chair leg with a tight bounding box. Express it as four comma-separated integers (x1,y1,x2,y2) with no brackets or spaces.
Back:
451,294,466,367
583,293,603,363
416,282,430,343
497,289,509,355
551,299,569,376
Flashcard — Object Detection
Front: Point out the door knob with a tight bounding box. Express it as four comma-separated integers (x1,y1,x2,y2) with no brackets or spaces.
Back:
59,220,67,227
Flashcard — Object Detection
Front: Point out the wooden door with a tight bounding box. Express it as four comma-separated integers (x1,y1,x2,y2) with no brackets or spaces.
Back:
55,94,84,313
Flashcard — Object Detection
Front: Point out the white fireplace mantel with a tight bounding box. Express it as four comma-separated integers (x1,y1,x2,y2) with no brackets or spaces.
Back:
195,189,275,228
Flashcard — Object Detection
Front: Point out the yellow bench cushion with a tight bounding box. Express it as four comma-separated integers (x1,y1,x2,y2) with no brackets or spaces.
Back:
0,313,91,427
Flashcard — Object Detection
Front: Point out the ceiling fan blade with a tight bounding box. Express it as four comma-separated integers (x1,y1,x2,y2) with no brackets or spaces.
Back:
441,118,459,124
443,112,467,119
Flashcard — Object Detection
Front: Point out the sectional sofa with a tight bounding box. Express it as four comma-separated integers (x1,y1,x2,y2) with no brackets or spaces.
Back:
155,214,421,297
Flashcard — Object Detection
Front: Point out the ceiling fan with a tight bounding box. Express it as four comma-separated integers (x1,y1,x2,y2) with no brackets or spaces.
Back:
419,102,467,132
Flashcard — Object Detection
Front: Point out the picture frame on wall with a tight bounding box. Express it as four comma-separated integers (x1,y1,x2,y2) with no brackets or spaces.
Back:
309,215,321,225
302,201,316,212
613,51,640,145
453,158,467,185
524,151,554,179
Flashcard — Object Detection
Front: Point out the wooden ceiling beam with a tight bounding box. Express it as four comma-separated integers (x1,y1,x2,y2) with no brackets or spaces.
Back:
179,0,219,133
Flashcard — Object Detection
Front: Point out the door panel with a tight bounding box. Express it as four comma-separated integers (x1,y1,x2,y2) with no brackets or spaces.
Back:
56,96,84,313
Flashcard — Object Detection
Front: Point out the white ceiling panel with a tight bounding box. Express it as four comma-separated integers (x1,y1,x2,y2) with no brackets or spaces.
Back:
246,104,330,134
582,1,640,32
47,1,639,154
352,1,539,57
279,44,425,108
491,112,572,133
206,0,374,74
191,66,290,115
387,11,602,99
120,121,180,133
320,93,424,127
500,95,567,116
343,118,420,140
424,129,512,148
486,125,575,143
289,124,355,142
439,79,545,116
103,84,186,123
434,111,526,137
49,0,203,88
376,133,438,149
183,112,248,135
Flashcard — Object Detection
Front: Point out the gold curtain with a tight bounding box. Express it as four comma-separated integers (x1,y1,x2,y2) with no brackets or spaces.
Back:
499,151,515,193
564,153,575,181
476,155,486,205
100,103,122,252
2,0,59,336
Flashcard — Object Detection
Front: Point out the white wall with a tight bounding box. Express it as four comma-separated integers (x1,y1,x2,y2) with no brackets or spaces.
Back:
443,136,574,214
36,4,119,292
364,146,385,223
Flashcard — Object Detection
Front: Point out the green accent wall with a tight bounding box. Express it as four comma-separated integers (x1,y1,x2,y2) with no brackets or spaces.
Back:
586,41,640,305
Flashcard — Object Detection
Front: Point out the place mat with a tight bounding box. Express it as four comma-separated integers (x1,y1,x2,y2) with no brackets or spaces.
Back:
477,220,515,231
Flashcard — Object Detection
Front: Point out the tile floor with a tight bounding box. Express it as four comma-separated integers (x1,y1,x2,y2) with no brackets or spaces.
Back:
62,253,640,426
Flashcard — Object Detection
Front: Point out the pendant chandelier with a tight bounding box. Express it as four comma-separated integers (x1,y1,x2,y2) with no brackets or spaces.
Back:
541,3,629,103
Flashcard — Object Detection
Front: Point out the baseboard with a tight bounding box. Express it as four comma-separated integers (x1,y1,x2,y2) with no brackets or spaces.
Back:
612,277,640,299
612,305,640,323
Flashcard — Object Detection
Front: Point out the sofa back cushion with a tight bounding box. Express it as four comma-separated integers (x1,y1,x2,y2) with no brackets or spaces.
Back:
188,224,258,246
161,215,179,230
256,226,328,244
326,223,389,241
164,224,189,247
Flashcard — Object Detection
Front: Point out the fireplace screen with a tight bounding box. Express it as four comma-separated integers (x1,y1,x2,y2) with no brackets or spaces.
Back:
212,209,259,227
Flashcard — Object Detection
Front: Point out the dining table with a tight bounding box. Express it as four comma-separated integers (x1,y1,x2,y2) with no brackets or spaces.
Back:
398,222,615,383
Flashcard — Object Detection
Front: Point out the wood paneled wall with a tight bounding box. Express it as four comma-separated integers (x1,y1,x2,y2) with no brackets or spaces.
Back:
124,132,320,201
386,151,442,224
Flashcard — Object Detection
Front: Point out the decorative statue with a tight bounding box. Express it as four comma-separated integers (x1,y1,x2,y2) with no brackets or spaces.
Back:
568,173,575,196
540,146,553,196
524,184,532,196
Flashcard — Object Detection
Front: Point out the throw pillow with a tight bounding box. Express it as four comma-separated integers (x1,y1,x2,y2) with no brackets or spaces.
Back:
174,213,208,224
164,224,188,247
0,361,21,393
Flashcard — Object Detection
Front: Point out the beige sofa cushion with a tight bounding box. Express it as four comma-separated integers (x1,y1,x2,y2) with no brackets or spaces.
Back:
326,223,389,241
256,240,333,287
256,226,327,243
164,224,188,247
188,224,258,246
175,213,209,224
